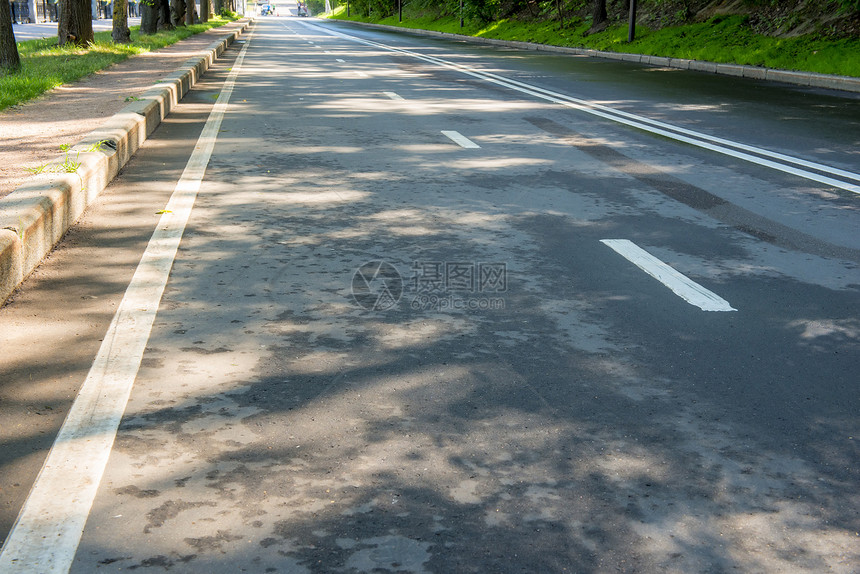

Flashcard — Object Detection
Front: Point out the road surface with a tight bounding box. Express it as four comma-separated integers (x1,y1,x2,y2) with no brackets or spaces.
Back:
1,16,858,573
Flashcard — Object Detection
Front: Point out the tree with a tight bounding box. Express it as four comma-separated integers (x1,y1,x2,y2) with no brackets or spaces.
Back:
170,0,186,26
200,0,209,22
112,0,132,43
158,0,174,29
186,0,197,24
59,0,95,46
140,0,158,33
1,0,21,73
588,0,608,33
141,0,174,34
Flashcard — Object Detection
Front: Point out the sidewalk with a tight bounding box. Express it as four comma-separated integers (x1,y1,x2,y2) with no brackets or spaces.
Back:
0,19,247,201
1,19,252,304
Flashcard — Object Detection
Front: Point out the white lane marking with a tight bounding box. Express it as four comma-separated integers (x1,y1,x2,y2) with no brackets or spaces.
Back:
601,239,736,312
297,21,860,195
336,58,346,63
442,130,481,148
0,26,256,574
356,71,369,77
384,91,404,100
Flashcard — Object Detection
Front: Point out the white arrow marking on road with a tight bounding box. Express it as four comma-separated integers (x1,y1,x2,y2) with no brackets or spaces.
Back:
442,130,481,149
0,24,257,574
336,58,346,62
601,239,737,312
384,91,404,100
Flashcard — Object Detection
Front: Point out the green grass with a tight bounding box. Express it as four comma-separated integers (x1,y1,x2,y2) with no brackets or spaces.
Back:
0,16,239,111
329,8,860,78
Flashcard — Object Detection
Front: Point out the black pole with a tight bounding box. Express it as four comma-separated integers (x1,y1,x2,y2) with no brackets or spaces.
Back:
398,0,401,22
459,0,462,27
627,0,637,42
346,0,349,16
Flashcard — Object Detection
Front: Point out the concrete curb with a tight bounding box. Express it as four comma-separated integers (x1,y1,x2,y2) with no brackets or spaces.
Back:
0,19,253,306
339,20,860,94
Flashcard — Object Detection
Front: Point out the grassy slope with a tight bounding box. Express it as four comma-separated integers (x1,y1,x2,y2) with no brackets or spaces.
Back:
329,9,860,78
0,16,238,111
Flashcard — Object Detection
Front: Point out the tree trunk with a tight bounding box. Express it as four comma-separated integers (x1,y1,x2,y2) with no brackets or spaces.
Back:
200,0,208,22
59,0,95,46
169,0,185,25
157,0,173,29
140,0,158,33
1,0,21,73
588,0,607,34
112,0,131,43
186,0,196,24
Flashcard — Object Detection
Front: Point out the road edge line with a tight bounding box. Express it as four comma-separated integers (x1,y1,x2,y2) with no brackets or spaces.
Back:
0,23,255,574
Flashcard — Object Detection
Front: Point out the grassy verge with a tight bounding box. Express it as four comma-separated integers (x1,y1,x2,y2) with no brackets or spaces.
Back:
0,15,240,111
329,8,860,78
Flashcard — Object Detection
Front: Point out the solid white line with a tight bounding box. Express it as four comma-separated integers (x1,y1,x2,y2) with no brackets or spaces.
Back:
601,239,736,312
0,27,255,574
297,21,860,195
384,91,404,100
442,130,481,148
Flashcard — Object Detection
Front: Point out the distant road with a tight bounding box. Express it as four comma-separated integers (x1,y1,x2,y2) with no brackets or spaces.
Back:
12,18,142,41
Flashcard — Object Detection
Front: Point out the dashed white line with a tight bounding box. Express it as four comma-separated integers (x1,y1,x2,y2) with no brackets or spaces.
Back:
442,130,481,149
384,91,404,100
0,22,256,574
356,71,369,77
601,239,736,312
336,58,346,63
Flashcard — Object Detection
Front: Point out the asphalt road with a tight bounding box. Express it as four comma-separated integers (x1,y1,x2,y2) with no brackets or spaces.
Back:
1,16,859,573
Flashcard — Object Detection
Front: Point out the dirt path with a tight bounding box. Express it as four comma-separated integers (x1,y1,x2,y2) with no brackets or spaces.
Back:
0,20,249,200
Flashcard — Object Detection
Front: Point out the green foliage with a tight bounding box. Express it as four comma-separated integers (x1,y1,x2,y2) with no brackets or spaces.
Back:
461,0,501,23
0,16,239,111
22,141,105,175
306,0,337,14
742,0,857,11
329,10,860,77
342,0,505,22
344,0,391,17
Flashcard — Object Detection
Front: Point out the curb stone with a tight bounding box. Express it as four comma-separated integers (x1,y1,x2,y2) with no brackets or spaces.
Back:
0,19,253,306
337,20,860,94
